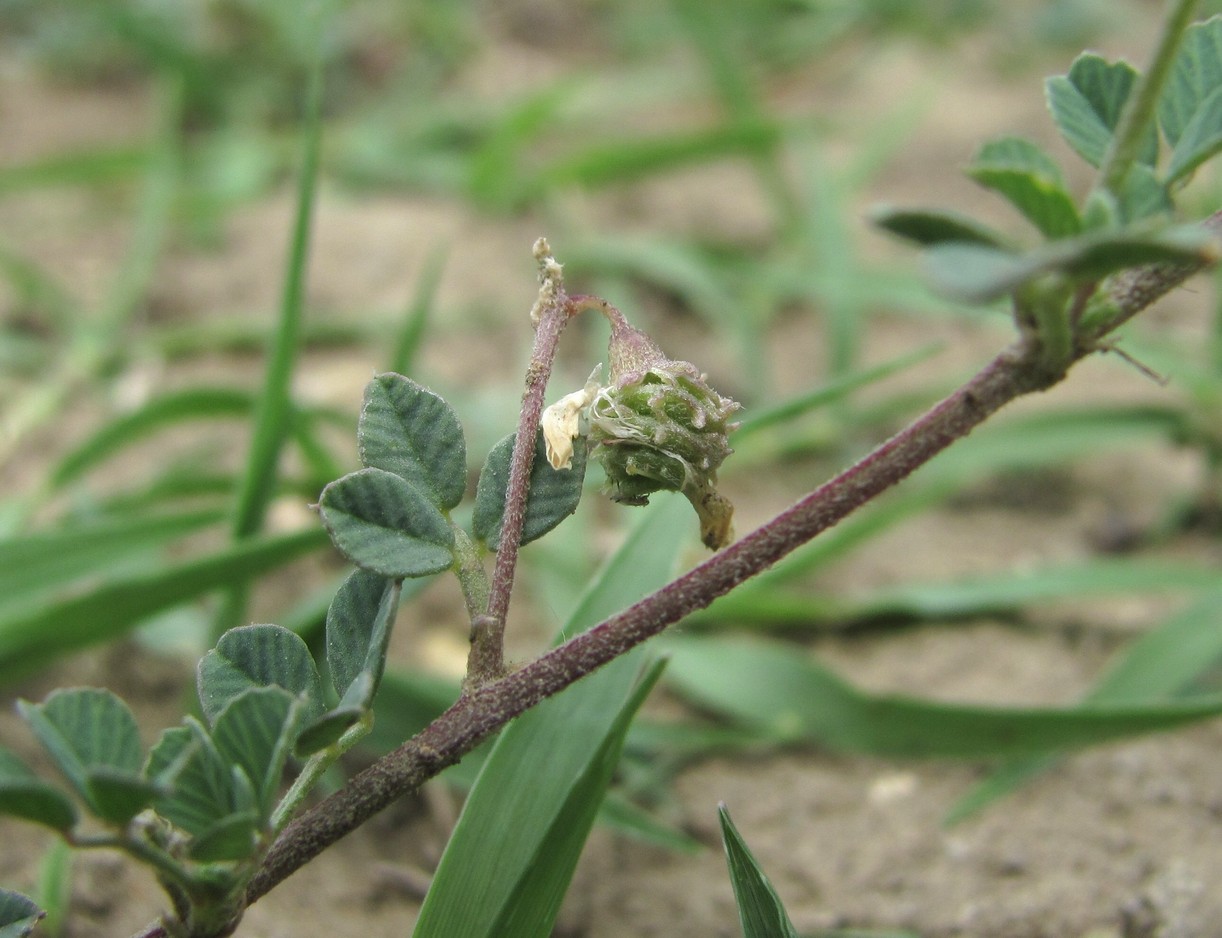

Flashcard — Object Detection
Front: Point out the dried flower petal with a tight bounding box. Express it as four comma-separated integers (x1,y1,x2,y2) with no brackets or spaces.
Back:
540,367,602,470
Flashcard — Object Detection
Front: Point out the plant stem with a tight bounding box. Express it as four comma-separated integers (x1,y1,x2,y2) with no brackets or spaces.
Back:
232,227,1218,913
466,238,575,685
1095,0,1199,199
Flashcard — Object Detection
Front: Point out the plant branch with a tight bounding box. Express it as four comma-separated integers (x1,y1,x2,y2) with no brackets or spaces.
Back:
228,231,1217,918
466,238,575,685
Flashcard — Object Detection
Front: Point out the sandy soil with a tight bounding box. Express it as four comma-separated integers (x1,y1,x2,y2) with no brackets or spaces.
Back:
3,5,1222,937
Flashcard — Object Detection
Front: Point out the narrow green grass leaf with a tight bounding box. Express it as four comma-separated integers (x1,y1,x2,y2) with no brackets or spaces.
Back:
472,431,587,550
0,889,44,938
228,58,323,545
0,528,328,685
490,660,668,938
50,388,254,487
387,245,445,376
719,804,799,938
0,147,146,194
851,559,1222,621
542,119,783,192
357,374,467,511
0,509,225,617
197,624,324,725
599,792,703,854
660,635,1222,758
1158,15,1222,146
948,590,1222,822
413,496,690,938
719,406,1184,600
966,137,1081,238
318,468,455,578
0,748,78,832
735,344,944,442
699,558,1222,629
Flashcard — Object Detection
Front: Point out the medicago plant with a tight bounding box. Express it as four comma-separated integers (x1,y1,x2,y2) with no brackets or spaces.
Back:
5,3,1222,935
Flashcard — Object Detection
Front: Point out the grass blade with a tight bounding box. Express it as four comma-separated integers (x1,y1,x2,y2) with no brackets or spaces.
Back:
0,509,225,618
228,59,323,544
660,635,1222,758
219,30,327,637
948,589,1222,822
0,529,328,685
51,388,254,487
691,557,1222,629
413,496,690,938
719,804,799,938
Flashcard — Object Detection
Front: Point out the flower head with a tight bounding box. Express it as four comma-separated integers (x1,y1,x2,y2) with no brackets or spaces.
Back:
588,312,740,549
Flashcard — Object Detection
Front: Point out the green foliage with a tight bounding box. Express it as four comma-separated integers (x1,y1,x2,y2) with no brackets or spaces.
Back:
196,624,325,725
318,467,456,577
659,635,1222,757
0,889,44,938
0,749,78,832
882,17,1222,312
4,4,1222,936
324,568,400,707
1045,54,1157,169
1160,16,1222,180
472,431,587,550
17,689,155,825
718,805,799,938
966,136,1081,237
920,227,1212,303
358,373,468,512
413,497,688,938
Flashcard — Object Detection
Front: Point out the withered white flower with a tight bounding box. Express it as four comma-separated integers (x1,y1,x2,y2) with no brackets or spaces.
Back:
540,367,603,470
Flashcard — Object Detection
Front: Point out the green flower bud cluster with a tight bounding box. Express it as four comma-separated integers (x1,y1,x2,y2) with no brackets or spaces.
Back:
590,315,739,550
